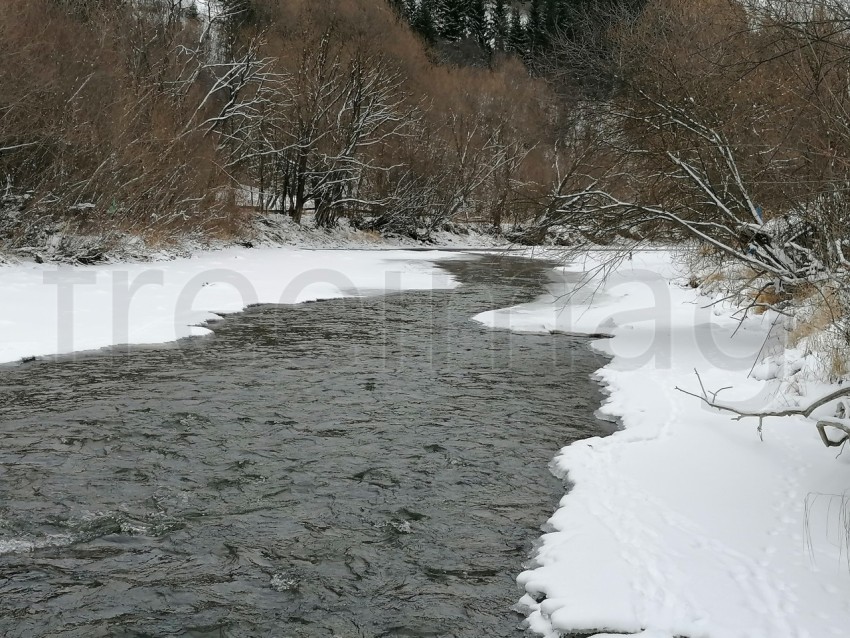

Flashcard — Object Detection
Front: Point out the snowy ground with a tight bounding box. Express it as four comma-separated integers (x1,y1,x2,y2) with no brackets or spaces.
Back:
476,251,850,638
0,247,462,364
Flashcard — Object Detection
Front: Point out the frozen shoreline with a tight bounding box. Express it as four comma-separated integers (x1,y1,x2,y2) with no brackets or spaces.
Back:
0,246,464,365
476,251,850,638
0,210,522,365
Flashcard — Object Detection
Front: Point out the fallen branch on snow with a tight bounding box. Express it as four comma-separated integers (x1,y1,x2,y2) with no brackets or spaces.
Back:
676,370,850,447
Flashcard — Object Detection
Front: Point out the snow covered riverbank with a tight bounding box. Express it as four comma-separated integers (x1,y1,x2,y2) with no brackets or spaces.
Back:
2,213,508,265
0,247,460,364
6,243,850,636
476,251,850,638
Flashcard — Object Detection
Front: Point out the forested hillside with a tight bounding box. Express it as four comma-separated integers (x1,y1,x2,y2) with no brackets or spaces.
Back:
0,0,562,259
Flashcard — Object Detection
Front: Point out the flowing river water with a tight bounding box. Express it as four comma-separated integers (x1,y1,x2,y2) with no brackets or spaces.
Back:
0,254,610,638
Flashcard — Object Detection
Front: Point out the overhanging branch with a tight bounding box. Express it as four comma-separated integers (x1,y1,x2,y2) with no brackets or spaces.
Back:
676,369,850,447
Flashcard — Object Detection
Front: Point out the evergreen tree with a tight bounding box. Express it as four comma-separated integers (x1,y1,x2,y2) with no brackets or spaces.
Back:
555,0,572,35
526,0,545,52
559,0,587,41
544,0,560,39
506,7,527,56
412,0,438,42
468,0,489,50
491,0,509,51
436,0,466,41
405,0,418,22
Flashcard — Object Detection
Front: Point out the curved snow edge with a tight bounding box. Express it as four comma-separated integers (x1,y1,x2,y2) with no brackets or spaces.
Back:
0,246,462,365
474,250,850,638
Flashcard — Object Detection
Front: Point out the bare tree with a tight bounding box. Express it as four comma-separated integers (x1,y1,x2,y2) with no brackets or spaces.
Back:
538,0,850,298
310,47,414,228
367,112,528,239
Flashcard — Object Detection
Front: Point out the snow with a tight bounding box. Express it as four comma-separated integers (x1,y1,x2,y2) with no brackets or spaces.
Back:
0,247,460,364
247,213,508,251
6,241,850,636
476,250,850,638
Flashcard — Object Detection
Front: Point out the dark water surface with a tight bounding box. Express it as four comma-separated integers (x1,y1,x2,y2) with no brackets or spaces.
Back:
0,255,609,638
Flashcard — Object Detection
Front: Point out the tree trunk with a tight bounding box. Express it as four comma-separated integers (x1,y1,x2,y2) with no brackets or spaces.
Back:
292,149,308,225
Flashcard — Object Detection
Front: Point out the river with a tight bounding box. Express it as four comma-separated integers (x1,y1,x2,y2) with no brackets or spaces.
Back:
0,254,609,637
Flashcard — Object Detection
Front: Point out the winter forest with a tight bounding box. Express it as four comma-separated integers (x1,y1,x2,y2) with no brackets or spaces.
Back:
1,0,849,321
4,1,850,637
